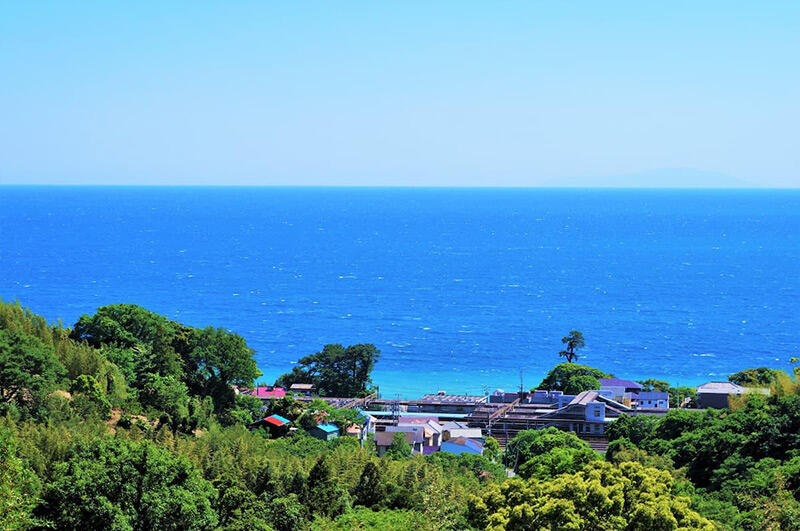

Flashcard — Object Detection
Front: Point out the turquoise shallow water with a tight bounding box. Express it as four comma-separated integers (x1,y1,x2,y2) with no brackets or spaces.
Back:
1,186,798,397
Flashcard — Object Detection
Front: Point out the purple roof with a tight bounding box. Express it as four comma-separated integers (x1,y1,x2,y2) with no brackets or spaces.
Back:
599,378,643,390
637,391,668,400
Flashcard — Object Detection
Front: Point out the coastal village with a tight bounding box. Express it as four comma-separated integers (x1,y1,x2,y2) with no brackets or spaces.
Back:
238,377,771,455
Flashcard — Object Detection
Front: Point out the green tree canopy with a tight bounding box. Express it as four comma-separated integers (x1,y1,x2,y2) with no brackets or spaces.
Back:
351,461,386,509
276,344,379,397
0,329,66,417
535,363,610,394
316,507,430,530
386,432,413,460
139,373,190,428
40,438,218,530
728,367,782,387
637,378,670,392
467,460,714,530
72,304,178,349
0,426,42,531
71,305,260,413
303,456,350,518
506,427,597,477
605,414,660,446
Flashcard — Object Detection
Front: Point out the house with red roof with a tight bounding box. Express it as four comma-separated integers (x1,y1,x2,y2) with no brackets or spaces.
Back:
236,385,286,402
248,414,291,436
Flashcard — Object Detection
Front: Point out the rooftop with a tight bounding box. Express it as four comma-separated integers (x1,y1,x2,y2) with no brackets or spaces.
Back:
441,421,470,430
637,391,669,400
375,430,415,447
697,381,744,394
263,415,290,427
443,436,484,451
599,378,643,390
418,394,486,404
314,423,339,433
247,386,286,399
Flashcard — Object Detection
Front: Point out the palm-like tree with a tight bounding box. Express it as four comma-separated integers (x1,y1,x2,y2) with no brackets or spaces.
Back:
559,330,585,363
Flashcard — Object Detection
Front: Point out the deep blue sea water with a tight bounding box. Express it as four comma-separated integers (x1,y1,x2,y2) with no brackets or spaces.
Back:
1,186,798,397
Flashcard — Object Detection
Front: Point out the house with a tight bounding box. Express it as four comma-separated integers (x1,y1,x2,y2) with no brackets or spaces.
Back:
238,386,286,402
375,430,417,456
357,413,378,436
441,421,484,443
309,423,339,441
696,382,770,409
289,383,316,396
696,382,743,408
385,425,426,454
533,390,632,436
635,391,669,410
248,414,291,436
410,393,487,413
597,388,635,407
396,417,443,454
489,389,528,404
528,390,564,404
441,436,484,456
598,378,643,394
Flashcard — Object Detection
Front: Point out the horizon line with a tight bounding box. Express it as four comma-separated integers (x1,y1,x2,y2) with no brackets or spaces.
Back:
2,183,799,191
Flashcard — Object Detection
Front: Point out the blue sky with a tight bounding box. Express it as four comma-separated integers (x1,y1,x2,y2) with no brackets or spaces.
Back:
1,2,798,187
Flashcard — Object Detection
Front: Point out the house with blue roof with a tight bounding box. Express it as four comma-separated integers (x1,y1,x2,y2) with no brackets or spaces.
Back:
309,423,339,441
441,436,484,456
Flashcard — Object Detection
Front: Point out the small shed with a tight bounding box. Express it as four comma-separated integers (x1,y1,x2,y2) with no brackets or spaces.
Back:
248,414,291,436
289,383,316,396
309,423,339,441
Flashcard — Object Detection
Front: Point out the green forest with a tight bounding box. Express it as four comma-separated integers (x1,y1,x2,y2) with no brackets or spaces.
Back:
1,299,799,530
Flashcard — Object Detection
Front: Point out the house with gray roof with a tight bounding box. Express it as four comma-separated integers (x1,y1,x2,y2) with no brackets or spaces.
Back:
532,390,633,436
696,381,770,409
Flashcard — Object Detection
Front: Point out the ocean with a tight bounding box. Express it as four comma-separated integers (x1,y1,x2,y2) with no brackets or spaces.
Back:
1,186,798,397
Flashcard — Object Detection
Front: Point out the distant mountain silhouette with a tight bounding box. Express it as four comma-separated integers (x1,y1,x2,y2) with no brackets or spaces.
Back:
550,168,757,188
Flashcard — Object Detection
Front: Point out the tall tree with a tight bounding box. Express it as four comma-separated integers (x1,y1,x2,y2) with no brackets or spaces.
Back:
276,343,379,397
559,330,585,363
351,461,385,508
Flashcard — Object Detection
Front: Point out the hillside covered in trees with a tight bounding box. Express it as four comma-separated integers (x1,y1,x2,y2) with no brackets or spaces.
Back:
1,299,799,529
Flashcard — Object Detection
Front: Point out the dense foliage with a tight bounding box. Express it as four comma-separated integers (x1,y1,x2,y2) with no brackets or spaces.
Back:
1,299,798,529
71,304,260,414
728,367,781,387
506,428,599,479
275,343,380,397
535,363,611,395
606,380,800,528
468,461,715,530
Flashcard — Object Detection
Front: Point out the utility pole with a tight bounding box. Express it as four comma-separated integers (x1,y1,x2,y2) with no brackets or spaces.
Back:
390,393,400,421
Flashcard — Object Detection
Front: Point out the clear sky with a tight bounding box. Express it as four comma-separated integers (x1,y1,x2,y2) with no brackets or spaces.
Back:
1,2,798,187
